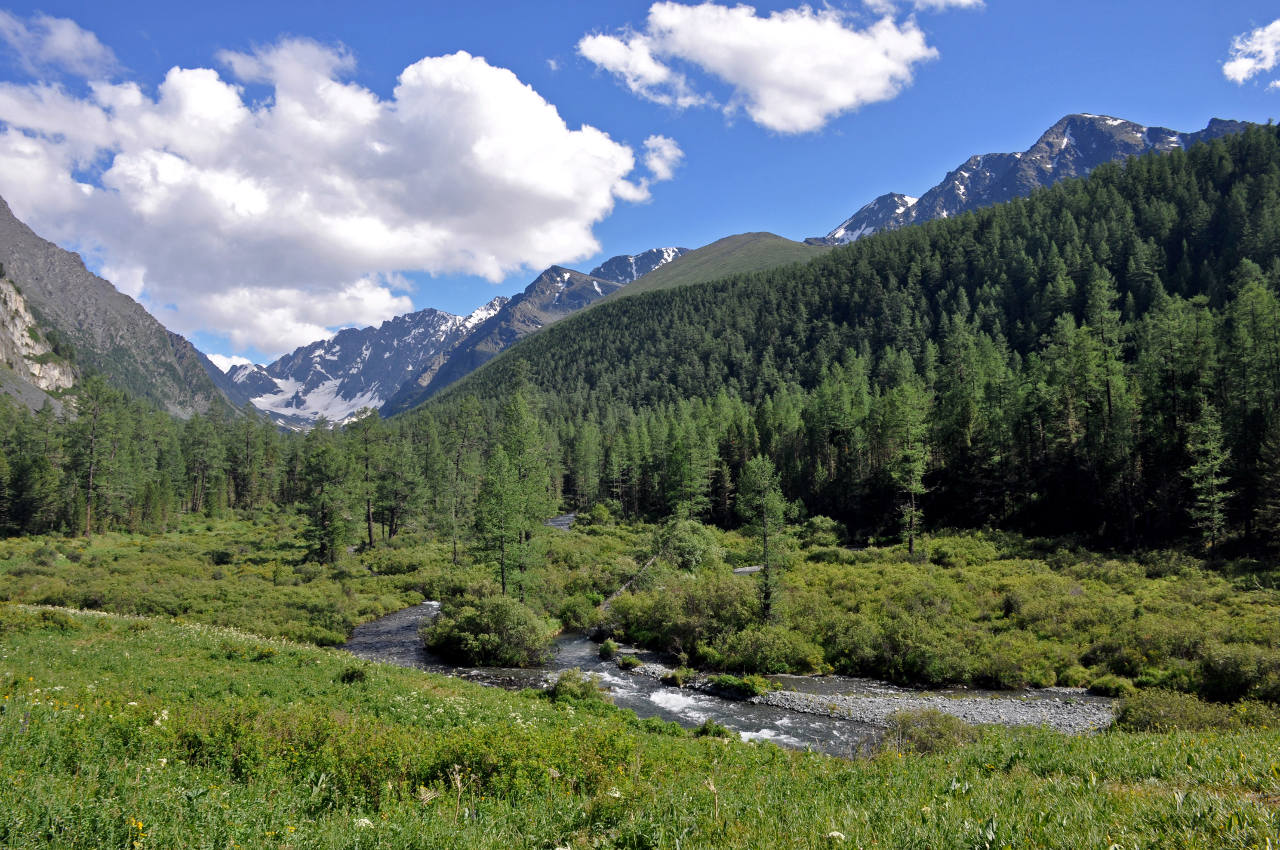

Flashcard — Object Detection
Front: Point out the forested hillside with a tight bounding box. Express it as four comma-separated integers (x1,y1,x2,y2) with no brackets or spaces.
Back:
421,123,1280,550
3,126,1280,558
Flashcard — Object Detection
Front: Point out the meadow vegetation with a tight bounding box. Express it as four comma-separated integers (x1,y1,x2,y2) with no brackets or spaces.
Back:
4,604,1280,849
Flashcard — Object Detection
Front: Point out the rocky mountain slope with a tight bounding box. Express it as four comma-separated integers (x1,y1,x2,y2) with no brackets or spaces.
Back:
381,266,629,415
811,115,1250,245
233,247,687,425
0,196,233,417
227,299,505,428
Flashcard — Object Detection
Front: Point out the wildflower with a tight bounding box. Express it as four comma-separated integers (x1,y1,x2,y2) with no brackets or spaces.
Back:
354,818,374,829
607,787,621,798
827,832,846,842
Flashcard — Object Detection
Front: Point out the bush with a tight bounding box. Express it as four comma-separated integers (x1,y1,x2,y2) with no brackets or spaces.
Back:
1116,689,1280,732
801,516,845,548
548,668,612,705
558,594,600,631
652,518,723,570
693,718,733,738
929,535,999,569
616,654,641,671
598,638,618,660
708,625,826,675
1088,674,1136,698
421,595,554,667
881,709,978,755
706,674,773,699
660,667,696,687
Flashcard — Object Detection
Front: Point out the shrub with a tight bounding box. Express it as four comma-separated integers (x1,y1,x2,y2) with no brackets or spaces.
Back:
598,638,618,660
929,535,999,569
801,516,845,548
1116,689,1280,732
1088,674,1136,698
660,667,696,687
708,625,826,675
558,594,600,631
616,654,641,671
652,518,722,570
693,718,733,738
421,595,554,667
337,665,368,684
706,674,773,699
548,668,612,704
881,709,978,755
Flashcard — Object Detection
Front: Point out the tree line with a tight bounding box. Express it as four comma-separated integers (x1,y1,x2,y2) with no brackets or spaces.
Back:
4,125,1280,559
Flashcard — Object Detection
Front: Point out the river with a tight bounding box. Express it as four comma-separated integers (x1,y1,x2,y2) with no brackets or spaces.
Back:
342,602,1114,758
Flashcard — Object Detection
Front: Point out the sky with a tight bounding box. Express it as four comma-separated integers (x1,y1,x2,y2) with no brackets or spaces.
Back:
0,1,1277,369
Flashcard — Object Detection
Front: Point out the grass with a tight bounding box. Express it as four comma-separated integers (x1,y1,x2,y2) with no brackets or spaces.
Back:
3,603,1280,848
603,232,831,301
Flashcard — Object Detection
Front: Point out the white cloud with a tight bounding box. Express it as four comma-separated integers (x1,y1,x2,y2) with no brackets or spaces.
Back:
912,0,983,9
0,11,117,78
644,135,683,180
1224,19,1280,86
206,353,254,373
579,2,938,133
0,32,674,357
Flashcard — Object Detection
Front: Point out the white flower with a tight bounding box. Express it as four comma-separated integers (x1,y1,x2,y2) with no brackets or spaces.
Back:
827,833,846,842
354,818,374,829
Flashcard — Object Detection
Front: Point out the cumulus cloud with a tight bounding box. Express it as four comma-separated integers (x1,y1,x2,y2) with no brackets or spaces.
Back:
644,135,683,181
0,31,673,356
1224,19,1280,86
579,2,938,133
206,353,254,373
0,11,117,77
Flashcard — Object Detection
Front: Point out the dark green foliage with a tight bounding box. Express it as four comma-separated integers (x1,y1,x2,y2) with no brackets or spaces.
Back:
420,594,554,667
705,674,774,699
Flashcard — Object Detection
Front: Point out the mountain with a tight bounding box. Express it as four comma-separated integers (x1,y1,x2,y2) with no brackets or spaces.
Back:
235,247,686,424
226,299,506,428
604,233,830,300
810,114,1251,245
589,247,688,284
382,266,627,415
0,195,233,417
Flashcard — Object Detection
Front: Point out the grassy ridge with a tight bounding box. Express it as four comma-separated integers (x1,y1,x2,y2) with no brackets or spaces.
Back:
602,232,830,300
3,605,1280,849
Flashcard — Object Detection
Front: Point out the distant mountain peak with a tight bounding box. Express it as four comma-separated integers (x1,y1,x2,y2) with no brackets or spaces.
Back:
812,114,1250,246
589,246,688,284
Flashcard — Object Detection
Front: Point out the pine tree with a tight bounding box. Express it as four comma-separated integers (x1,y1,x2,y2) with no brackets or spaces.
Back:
1185,402,1232,552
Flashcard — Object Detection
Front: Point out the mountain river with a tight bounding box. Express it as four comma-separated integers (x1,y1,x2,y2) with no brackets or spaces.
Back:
341,601,1114,759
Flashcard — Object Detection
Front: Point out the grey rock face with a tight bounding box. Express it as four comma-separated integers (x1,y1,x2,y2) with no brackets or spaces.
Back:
813,115,1251,245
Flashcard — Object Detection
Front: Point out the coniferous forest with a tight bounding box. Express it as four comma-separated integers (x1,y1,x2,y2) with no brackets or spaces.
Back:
6,125,1280,556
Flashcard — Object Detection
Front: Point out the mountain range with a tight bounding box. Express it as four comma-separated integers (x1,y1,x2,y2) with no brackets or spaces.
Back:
809,114,1250,245
0,112,1256,426
229,247,687,426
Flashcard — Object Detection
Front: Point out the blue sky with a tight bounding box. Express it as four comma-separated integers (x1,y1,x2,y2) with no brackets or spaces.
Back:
0,1,1277,366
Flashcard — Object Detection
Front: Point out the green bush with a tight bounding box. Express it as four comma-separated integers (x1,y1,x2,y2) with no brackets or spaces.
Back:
598,638,618,660
1116,689,1280,732
652,518,723,570
928,535,999,569
660,667,697,687
801,516,845,548
1088,674,1136,698
557,594,600,631
548,668,612,705
881,709,979,755
616,654,642,671
708,625,826,675
693,718,733,738
706,674,773,699
420,595,554,667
